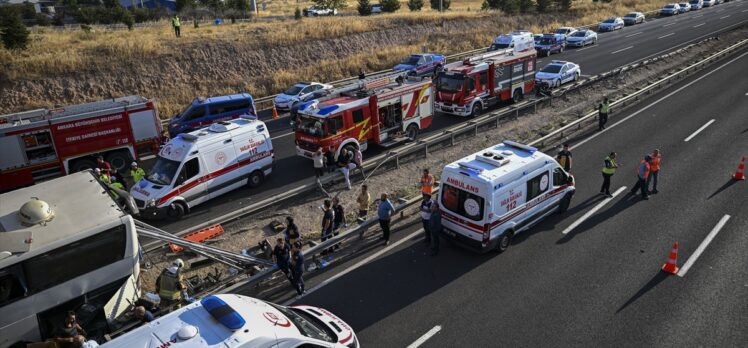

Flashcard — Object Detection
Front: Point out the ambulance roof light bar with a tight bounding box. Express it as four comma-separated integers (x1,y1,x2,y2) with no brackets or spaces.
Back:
457,161,484,173
502,140,537,153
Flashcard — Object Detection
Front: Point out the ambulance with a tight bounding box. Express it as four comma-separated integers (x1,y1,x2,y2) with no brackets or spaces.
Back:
103,294,359,348
438,141,575,253
131,115,273,220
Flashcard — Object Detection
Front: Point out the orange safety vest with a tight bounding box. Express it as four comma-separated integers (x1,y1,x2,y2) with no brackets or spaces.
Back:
421,174,434,195
638,160,650,179
650,154,661,172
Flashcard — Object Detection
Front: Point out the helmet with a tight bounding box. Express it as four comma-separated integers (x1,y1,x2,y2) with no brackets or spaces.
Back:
94,168,101,174
131,162,138,167
172,258,185,269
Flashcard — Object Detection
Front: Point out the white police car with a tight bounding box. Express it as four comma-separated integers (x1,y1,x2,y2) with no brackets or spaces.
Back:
535,60,581,88
274,82,334,110
104,294,359,347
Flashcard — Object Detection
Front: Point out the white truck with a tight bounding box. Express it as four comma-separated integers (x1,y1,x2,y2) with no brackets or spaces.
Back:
487,31,535,52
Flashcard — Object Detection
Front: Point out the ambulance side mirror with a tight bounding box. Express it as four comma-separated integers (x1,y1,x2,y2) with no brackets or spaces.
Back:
567,175,574,185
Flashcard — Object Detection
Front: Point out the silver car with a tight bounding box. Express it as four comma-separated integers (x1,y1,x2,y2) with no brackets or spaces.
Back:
566,30,598,47
623,12,645,25
598,17,624,32
678,2,691,12
660,3,681,15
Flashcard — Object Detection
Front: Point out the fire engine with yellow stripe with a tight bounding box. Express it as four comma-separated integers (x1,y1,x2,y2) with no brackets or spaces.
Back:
294,73,434,160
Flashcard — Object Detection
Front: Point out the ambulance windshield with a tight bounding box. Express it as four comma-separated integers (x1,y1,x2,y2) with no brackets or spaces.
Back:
436,74,464,93
147,157,180,185
268,303,335,343
441,184,485,221
298,115,325,137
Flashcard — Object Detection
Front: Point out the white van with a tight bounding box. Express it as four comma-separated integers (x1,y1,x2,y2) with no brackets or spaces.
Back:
131,115,273,219
488,30,535,52
438,141,575,253
103,294,359,348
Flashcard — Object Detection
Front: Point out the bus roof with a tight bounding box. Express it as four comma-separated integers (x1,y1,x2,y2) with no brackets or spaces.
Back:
0,171,127,266
443,141,556,186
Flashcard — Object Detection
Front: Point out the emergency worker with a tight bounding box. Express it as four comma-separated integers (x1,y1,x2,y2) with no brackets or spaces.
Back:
598,97,611,130
557,143,573,172
156,259,187,305
630,155,652,200
647,149,661,194
600,152,618,197
130,162,146,185
420,169,435,198
96,156,112,176
172,15,181,37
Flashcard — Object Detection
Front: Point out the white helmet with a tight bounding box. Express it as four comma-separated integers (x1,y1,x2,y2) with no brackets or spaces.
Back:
172,258,185,269
94,168,101,174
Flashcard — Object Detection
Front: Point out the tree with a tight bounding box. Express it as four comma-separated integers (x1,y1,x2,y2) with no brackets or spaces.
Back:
357,0,372,15
519,0,533,12
481,0,518,13
176,0,190,12
556,0,572,10
0,10,30,50
430,0,450,10
407,0,423,11
294,7,302,19
119,8,134,30
380,0,400,12
312,0,348,10
536,0,551,12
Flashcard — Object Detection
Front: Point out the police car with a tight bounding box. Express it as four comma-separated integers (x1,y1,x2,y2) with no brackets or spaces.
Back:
103,294,359,348
535,60,581,88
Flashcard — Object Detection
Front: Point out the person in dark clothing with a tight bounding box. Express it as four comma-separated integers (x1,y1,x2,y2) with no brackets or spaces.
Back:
97,155,112,176
325,146,336,173
289,242,305,296
273,238,291,277
377,193,395,245
630,154,652,200
556,143,573,172
428,202,442,256
358,68,366,80
134,306,155,324
284,216,300,244
56,311,87,347
321,199,334,254
332,197,346,250
598,97,611,130
420,195,433,245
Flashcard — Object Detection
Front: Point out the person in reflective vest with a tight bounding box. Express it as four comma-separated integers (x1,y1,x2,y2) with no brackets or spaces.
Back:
172,15,181,38
629,154,652,200
647,149,661,194
557,143,573,172
598,97,611,131
420,169,434,198
156,260,186,303
600,152,619,197
130,161,146,187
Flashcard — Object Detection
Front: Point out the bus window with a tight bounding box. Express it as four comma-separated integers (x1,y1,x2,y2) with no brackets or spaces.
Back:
0,269,26,307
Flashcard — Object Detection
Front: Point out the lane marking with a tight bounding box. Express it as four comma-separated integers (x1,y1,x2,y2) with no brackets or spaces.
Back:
692,14,704,18
677,215,731,277
684,119,715,142
693,22,706,28
577,46,595,52
283,229,424,305
720,15,731,19
271,131,294,139
658,32,676,39
562,187,627,235
611,46,634,54
571,50,748,150
663,22,678,27
407,326,442,348
625,31,644,38
743,9,748,12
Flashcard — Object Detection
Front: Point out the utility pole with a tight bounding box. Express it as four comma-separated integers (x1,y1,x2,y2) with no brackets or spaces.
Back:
439,0,442,12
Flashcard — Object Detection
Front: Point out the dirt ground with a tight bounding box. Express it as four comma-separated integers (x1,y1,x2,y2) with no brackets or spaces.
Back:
137,27,747,295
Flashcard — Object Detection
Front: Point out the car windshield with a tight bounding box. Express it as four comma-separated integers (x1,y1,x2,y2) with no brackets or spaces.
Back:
625,13,636,17
147,157,180,185
541,65,563,73
267,303,335,343
603,19,615,23
571,31,586,37
297,114,325,137
539,38,554,44
441,183,485,221
401,56,421,65
283,85,304,95
665,5,674,8
555,29,567,34
491,43,510,50
436,73,464,92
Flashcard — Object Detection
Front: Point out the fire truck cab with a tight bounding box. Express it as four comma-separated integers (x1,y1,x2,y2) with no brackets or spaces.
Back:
294,74,433,160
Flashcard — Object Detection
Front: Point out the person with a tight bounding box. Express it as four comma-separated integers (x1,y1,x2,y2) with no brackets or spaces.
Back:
325,146,336,174
155,259,187,304
273,238,291,277
429,202,442,256
56,311,86,347
320,199,334,254
332,197,346,250
377,193,395,245
420,195,433,245
353,147,365,179
357,184,371,219
648,149,661,194
133,306,155,324
172,15,181,38
337,148,353,190
598,97,611,130
97,155,112,176
108,175,126,201
130,161,146,186
420,169,435,198
94,168,109,184
289,242,305,297
283,216,300,244
312,148,325,179
630,154,652,200
556,143,573,172
358,68,366,80
600,152,619,197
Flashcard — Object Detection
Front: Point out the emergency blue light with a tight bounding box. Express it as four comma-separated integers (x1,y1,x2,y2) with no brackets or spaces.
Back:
298,101,315,111
318,105,339,116
201,296,246,330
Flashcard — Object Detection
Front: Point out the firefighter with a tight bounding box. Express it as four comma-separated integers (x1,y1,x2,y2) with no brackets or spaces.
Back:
130,162,146,186
156,259,187,305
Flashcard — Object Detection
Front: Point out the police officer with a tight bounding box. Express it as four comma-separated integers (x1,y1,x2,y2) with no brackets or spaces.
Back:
598,97,611,130
130,162,146,186
600,152,619,197
557,143,573,172
420,194,433,245
156,259,187,305
289,242,305,297
630,155,652,200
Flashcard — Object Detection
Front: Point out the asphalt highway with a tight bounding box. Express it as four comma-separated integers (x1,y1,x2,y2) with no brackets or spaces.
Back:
154,0,748,232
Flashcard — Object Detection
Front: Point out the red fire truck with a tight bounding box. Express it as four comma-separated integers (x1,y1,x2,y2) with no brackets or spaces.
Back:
294,74,433,159
0,96,162,191
434,47,537,117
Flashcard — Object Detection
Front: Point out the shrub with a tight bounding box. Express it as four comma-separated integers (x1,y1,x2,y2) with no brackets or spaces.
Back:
519,0,534,12
0,11,30,50
358,0,372,15
430,0,450,10
407,0,424,11
536,0,551,12
381,0,401,12
35,13,51,26
120,9,134,30
295,7,302,19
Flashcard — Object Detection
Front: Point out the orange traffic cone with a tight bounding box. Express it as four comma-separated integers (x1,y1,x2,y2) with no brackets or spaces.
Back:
272,105,279,120
733,156,746,180
661,242,680,275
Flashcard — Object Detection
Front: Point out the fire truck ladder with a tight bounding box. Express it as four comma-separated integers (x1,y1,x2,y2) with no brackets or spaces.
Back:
321,72,411,100
443,48,515,70
0,95,148,126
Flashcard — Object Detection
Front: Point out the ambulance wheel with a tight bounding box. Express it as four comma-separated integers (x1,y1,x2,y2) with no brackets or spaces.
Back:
70,158,97,172
558,194,572,213
406,124,419,141
166,202,186,220
248,170,264,188
497,231,513,253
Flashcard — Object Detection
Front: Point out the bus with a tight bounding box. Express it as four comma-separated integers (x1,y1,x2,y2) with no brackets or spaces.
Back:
0,171,140,347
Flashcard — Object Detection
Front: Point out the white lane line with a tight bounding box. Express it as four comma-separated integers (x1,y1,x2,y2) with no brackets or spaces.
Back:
625,31,644,38
743,9,748,12
271,131,294,140
663,22,678,27
407,326,442,348
684,119,715,142
561,187,627,235
571,50,748,149
693,22,706,28
577,46,595,52
611,46,634,54
692,14,704,18
720,15,731,19
677,215,731,277
282,229,424,305
658,32,676,39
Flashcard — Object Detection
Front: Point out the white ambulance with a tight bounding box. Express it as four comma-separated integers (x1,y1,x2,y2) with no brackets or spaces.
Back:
438,141,575,253
131,115,273,219
103,294,359,348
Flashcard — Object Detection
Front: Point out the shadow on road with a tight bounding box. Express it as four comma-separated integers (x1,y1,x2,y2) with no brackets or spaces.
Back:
616,271,670,313
556,192,639,244
707,178,739,200
513,194,606,245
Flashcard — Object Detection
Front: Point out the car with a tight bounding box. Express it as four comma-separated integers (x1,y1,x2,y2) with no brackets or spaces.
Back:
623,12,646,25
371,3,383,13
393,53,446,76
274,82,333,110
678,2,691,11
554,27,578,39
533,34,543,45
303,5,338,16
689,0,703,9
289,89,331,127
535,34,566,56
535,60,581,88
702,0,714,6
660,3,681,15
566,29,598,47
598,17,625,31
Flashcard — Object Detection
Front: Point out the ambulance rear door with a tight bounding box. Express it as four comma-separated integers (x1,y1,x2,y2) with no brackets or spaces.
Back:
440,174,489,244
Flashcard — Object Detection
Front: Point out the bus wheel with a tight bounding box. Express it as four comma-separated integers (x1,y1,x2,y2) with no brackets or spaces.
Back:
167,202,186,220
248,170,264,188
406,124,419,141
497,231,512,253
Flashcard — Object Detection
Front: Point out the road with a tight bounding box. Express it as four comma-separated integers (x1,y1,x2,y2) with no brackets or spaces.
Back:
258,46,748,346
154,1,748,232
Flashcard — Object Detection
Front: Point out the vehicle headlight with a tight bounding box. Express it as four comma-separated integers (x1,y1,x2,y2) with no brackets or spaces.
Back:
147,199,157,208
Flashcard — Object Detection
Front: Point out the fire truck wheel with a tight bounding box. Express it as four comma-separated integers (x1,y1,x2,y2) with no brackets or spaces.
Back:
512,89,522,103
70,158,97,173
497,230,513,253
406,125,419,141
167,202,186,220
107,151,132,172
470,104,481,118
248,170,264,188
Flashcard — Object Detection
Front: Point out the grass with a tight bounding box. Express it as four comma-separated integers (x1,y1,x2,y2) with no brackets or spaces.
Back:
1,0,674,117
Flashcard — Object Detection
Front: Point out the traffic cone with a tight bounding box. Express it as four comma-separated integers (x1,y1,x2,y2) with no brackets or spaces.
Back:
661,242,680,275
733,156,746,180
272,105,279,120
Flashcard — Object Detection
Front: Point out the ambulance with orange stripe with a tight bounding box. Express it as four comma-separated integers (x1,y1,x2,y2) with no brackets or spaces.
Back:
438,141,575,253
294,74,433,160
130,115,273,220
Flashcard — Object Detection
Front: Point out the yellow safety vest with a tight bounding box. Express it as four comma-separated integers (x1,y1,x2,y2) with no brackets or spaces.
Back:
600,101,610,113
158,271,183,301
602,157,617,175
131,168,146,183
172,17,180,27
